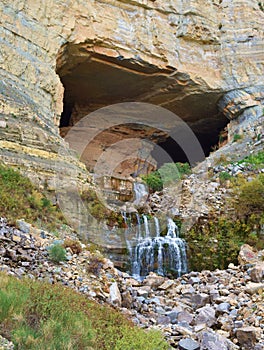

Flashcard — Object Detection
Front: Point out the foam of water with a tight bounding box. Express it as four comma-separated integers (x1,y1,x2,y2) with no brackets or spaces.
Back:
129,215,187,280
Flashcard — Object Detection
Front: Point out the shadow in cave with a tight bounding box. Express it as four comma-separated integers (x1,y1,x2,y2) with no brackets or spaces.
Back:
56,43,230,174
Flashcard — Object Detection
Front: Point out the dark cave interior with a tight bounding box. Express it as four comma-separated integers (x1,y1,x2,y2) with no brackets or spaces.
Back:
56,44,229,174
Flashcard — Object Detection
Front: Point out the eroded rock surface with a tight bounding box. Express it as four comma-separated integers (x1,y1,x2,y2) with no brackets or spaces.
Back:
1,0,264,179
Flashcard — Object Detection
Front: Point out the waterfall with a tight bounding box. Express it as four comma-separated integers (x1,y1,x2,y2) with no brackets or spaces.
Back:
133,182,148,205
143,214,150,237
167,217,178,238
154,216,160,236
135,213,142,240
129,216,187,280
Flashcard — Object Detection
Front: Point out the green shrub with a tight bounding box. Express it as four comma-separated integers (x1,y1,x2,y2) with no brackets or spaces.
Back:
234,176,264,217
48,243,67,263
239,151,264,168
114,327,169,350
158,162,191,185
233,133,242,142
219,171,232,183
142,162,191,191
0,163,65,229
0,273,168,350
186,214,264,271
186,173,264,271
141,171,163,192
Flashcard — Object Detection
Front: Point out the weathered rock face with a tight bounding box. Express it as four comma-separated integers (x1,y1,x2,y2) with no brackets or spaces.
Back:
0,0,263,192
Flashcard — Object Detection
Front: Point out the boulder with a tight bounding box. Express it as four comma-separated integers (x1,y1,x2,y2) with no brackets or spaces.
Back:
109,282,121,307
194,306,216,327
144,273,165,289
158,280,174,290
191,293,210,308
236,326,260,348
177,311,194,325
199,330,238,350
238,245,258,265
250,263,264,283
16,219,31,234
216,302,231,315
245,282,264,295
121,290,132,309
179,338,200,350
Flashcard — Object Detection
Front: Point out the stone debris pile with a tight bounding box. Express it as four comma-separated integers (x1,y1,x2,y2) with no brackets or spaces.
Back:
0,218,264,349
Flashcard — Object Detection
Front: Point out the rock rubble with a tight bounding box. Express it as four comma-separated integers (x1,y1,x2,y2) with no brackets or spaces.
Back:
0,218,263,349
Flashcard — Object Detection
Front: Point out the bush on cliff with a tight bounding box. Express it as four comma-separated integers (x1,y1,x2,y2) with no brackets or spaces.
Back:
142,162,191,192
0,273,168,350
0,163,65,229
141,171,163,192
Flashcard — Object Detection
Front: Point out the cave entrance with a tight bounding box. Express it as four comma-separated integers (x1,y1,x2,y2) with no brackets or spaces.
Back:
56,43,229,177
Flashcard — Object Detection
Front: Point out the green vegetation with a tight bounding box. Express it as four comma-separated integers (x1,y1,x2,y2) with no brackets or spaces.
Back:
233,133,242,142
215,150,264,169
159,162,191,185
141,171,163,192
232,174,264,217
48,243,67,263
0,163,65,230
238,150,264,169
81,189,124,227
219,171,232,183
186,215,264,271
142,162,191,192
0,273,168,350
186,173,264,271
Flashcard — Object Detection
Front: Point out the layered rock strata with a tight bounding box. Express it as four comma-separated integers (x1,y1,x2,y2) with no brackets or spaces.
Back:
0,0,263,228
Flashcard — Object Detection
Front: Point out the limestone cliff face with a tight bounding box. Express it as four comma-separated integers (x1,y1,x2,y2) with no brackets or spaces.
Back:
0,0,263,191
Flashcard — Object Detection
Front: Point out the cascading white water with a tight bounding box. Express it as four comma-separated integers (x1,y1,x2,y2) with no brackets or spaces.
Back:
143,214,150,237
127,182,187,280
129,215,187,280
154,216,160,237
133,182,148,205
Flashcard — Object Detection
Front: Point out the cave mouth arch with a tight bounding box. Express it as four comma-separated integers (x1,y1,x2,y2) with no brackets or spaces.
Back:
56,42,229,177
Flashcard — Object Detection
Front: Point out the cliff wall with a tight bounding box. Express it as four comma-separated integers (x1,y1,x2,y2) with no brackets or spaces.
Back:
0,0,263,205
